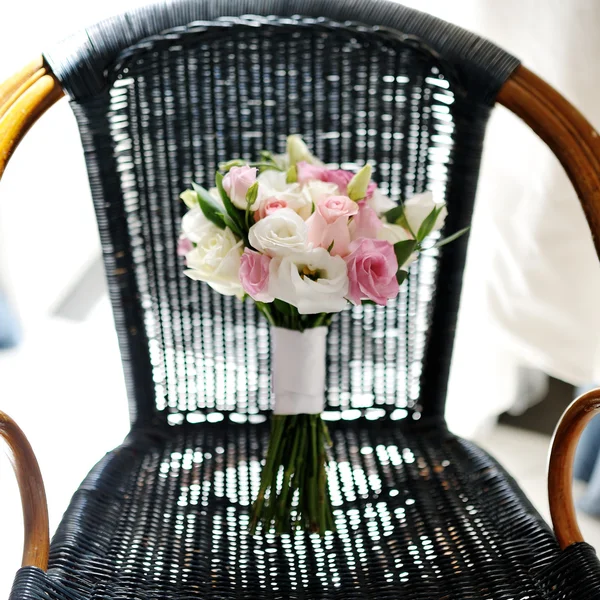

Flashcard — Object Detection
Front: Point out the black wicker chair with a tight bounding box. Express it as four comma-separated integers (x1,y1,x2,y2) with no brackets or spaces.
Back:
3,1,600,599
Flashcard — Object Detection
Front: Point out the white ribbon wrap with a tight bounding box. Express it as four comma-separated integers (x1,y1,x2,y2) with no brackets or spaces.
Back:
271,326,327,415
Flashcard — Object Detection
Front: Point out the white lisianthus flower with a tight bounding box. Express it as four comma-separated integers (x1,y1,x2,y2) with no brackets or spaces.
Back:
268,248,349,314
271,153,290,170
377,222,413,244
184,223,244,296
367,188,397,214
208,187,222,201
378,223,418,269
258,170,314,219
222,165,258,210
248,208,309,257
402,191,447,235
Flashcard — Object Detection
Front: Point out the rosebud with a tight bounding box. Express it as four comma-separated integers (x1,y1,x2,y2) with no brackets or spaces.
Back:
246,181,259,206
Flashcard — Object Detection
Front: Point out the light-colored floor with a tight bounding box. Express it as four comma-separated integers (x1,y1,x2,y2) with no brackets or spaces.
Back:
1,303,599,596
474,425,600,552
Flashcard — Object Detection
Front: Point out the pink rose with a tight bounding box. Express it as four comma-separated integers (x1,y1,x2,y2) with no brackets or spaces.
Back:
297,162,377,199
350,200,383,240
222,165,258,210
296,162,328,184
306,195,358,256
177,236,194,256
254,197,288,222
344,238,400,305
239,249,273,302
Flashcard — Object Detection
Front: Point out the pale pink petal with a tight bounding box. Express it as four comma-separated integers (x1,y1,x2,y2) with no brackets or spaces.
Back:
350,200,383,240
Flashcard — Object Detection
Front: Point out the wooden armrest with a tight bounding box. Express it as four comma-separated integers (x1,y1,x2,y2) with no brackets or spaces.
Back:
0,410,49,569
0,57,64,179
548,388,600,549
0,58,46,120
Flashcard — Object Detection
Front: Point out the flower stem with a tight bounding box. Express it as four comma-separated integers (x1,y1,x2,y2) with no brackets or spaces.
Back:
250,414,336,535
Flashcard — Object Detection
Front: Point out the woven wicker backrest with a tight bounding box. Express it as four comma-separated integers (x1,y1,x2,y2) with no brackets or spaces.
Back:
44,2,520,427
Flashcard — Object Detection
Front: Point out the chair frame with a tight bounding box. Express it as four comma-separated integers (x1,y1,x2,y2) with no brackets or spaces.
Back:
1,52,599,572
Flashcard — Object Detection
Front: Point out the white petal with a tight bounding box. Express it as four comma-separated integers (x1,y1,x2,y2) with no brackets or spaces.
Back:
268,249,349,314
367,189,397,214
248,208,308,257
377,223,413,244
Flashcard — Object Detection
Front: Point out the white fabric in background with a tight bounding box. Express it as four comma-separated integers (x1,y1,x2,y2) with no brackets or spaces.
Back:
445,0,600,436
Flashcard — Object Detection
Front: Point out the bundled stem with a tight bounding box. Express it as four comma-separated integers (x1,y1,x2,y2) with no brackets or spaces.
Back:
250,414,336,535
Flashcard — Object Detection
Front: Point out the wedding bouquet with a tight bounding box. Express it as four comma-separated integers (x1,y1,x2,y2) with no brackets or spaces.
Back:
178,135,466,535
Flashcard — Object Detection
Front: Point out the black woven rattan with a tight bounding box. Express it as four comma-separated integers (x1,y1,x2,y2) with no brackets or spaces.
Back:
9,2,600,599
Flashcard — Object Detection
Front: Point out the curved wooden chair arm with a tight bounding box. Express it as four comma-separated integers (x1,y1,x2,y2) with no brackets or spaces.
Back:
547,389,600,550
0,57,64,179
498,67,600,550
0,410,49,569
0,57,47,120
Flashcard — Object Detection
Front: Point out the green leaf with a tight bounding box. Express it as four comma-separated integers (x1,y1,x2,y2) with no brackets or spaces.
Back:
416,205,444,242
222,214,244,238
260,150,277,163
384,204,405,224
432,226,470,249
327,240,335,253
312,312,329,327
255,301,276,326
252,163,284,173
273,299,293,316
215,171,246,233
393,239,417,268
191,182,226,229
385,204,417,238
396,270,409,285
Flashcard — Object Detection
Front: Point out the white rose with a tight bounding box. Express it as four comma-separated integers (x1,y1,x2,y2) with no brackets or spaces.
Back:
268,248,349,314
184,223,244,296
301,180,339,211
258,170,313,219
403,191,447,236
367,188,397,214
257,169,288,192
181,207,216,242
248,208,309,257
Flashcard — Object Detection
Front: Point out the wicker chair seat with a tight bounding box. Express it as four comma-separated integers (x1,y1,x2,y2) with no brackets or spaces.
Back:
30,421,570,599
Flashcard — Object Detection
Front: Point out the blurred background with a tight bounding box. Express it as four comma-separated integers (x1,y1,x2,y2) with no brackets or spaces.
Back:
1,1,599,596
